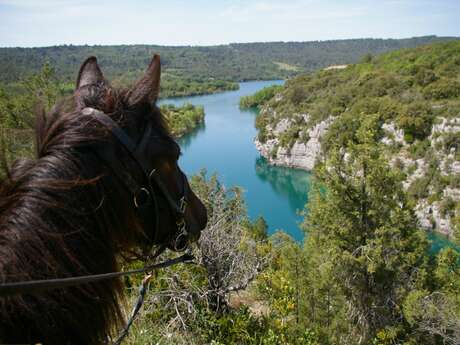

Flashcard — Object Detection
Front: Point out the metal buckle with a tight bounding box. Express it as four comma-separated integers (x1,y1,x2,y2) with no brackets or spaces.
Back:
179,197,187,213
148,168,157,181
133,187,151,208
174,228,188,252
174,215,188,251
176,217,185,229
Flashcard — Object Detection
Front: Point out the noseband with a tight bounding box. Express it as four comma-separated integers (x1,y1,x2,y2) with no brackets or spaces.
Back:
82,107,190,251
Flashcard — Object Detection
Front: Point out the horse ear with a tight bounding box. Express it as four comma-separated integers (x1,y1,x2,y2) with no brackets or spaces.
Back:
76,56,104,89
126,54,161,106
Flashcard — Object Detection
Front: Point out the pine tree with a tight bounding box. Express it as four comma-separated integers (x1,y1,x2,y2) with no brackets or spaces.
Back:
303,114,429,343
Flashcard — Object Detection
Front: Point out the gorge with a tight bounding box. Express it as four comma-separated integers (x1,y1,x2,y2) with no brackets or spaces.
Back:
253,41,460,239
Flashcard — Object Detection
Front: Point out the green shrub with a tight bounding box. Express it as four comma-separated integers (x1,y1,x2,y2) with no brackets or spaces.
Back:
289,86,307,105
407,177,430,199
408,139,431,159
439,197,456,218
397,101,434,141
240,85,283,108
423,78,460,100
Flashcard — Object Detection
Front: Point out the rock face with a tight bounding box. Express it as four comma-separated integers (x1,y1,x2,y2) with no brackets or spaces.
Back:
255,115,333,171
255,108,460,237
382,122,405,146
415,200,452,236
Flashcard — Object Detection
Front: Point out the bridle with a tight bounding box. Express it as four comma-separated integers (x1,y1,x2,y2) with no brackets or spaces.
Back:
0,108,196,332
85,107,190,252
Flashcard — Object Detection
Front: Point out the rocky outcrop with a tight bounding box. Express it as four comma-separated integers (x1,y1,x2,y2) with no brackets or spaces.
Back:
255,115,334,171
256,111,460,237
385,118,460,237
382,122,405,146
415,200,452,236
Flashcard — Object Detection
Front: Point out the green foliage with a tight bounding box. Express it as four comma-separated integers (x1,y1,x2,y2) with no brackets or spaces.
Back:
161,103,205,137
0,62,66,130
396,101,434,142
423,78,460,100
258,40,460,154
439,197,457,218
402,248,460,344
160,77,239,98
289,85,307,105
303,116,429,343
0,37,453,87
239,85,283,108
247,216,269,241
361,53,373,63
125,172,279,345
441,131,460,158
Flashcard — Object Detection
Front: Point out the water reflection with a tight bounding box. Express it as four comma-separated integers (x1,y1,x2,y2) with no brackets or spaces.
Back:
255,156,310,215
178,122,206,150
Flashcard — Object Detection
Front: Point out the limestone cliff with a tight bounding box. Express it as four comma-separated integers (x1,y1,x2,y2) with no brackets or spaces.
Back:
255,100,460,237
255,112,333,171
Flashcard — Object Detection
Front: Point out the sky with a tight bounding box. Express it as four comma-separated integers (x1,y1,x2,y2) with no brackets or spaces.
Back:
0,0,459,47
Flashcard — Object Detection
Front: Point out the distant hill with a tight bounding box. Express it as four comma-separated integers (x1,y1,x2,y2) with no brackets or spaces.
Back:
0,36,458,85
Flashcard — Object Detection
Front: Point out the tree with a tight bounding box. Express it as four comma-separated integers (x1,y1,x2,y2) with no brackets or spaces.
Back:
303,115,429,343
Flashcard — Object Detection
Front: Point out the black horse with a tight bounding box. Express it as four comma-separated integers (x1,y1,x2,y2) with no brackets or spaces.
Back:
0,55,207,344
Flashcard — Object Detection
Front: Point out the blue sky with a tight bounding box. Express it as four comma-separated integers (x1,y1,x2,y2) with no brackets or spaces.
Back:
0,0,459,47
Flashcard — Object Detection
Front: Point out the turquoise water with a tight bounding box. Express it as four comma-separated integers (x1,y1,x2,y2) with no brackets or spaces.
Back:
160,81,456,250
428,232,459,255
160,80,309,241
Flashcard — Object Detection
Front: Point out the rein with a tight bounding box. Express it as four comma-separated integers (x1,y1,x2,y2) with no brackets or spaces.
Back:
0,251,194,297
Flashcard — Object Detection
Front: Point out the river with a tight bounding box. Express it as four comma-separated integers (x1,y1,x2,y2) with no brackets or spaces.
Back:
160,81,456,251
160,80,308,241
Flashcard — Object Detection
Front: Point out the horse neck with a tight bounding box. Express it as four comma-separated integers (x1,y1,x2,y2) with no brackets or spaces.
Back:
0,148,139,281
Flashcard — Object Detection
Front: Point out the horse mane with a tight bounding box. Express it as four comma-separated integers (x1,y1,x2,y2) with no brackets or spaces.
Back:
0,90,169,344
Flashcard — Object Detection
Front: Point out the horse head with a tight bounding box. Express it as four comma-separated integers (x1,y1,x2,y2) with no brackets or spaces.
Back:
74,55,207,253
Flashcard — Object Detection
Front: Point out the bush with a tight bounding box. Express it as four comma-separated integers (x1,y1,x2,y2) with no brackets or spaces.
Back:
423,78,460,100
240,85,283,108
289,86,307,105
414,67,438,86
439,197,456,218
397,101,434,141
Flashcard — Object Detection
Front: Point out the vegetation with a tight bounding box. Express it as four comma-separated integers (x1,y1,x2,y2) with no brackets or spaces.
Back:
253,40,460,237
256,40,460,144
124,171,273,345
1,37,456,83
123,136,460,344
301,120,431,344
161,103,205,138
160,78,238,98
240,85,283,109
1,36,456,99
0,65,206,162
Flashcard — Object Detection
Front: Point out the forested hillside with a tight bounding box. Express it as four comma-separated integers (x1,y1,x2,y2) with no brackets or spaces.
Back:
1,36,457,85
254,41,460,239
